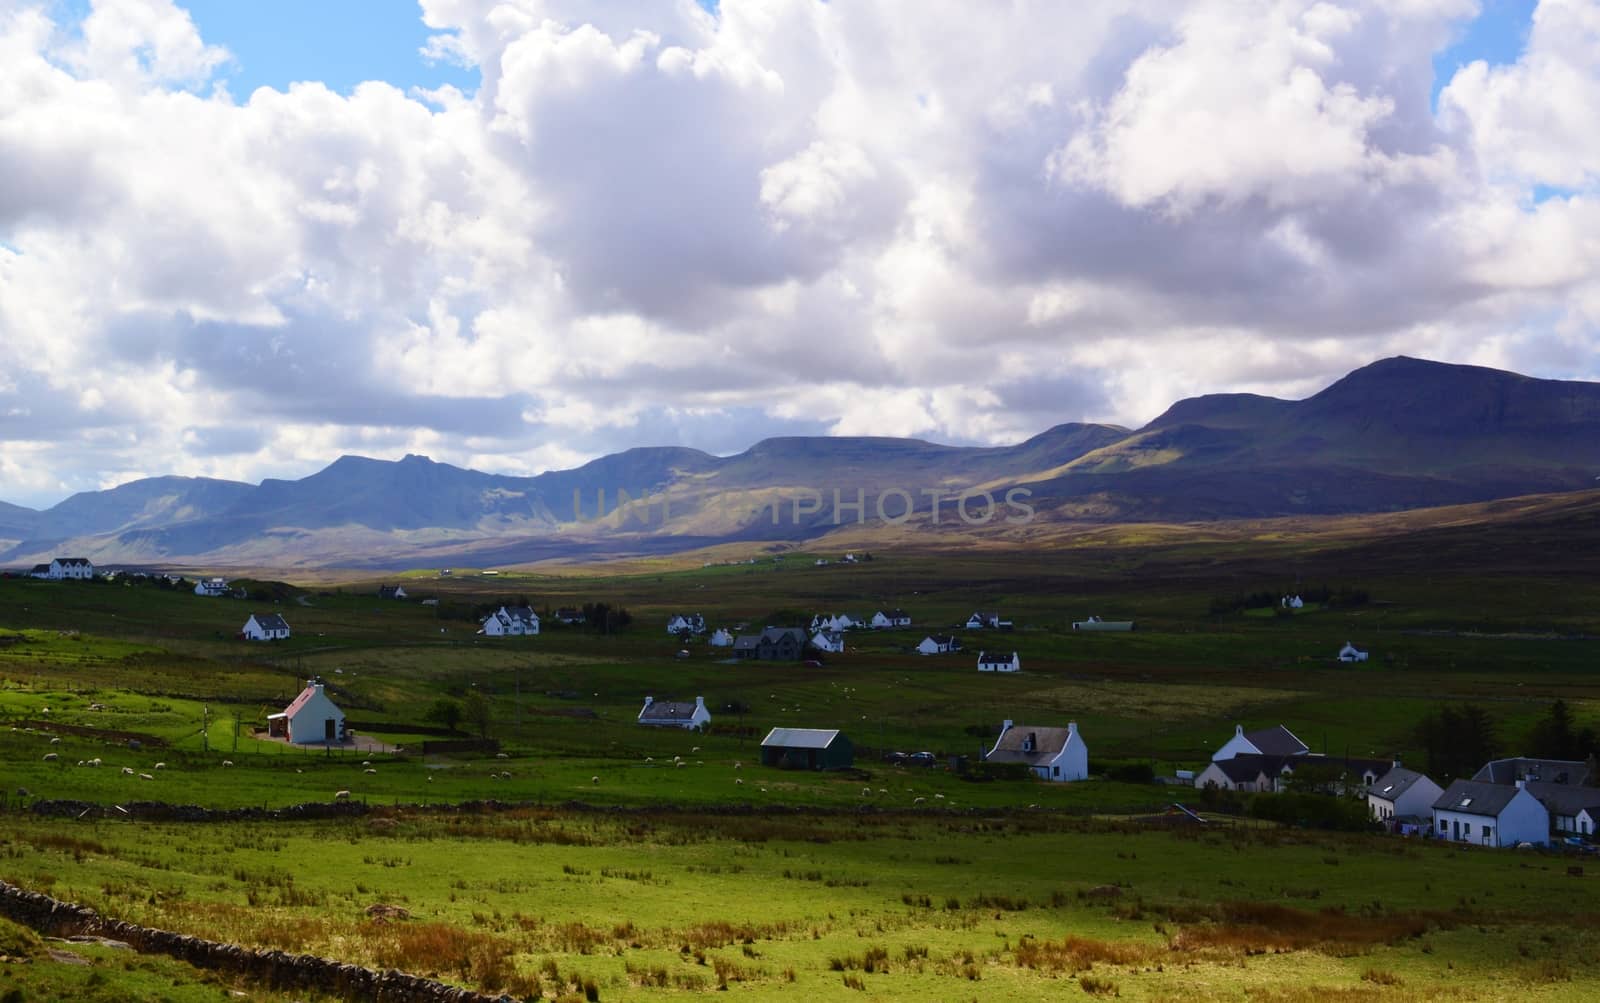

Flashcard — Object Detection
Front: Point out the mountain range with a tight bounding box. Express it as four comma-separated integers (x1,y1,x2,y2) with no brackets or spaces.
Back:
4,356,1599,569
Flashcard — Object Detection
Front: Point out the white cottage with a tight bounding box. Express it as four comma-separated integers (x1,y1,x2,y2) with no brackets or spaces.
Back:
986,720,1087,781
870,609,912,629
965,611,1011,630
1368,765,1444,824
976,650,1020,672
666,613,707,635
917,635,959,655
1212,723,1309,762
194,577,230,597
242,613,291,641
481,606,539,636
1338,642,1369,662
1282,595,1305,609
1432,779,1549,847
267,679,345,744
709,628,734,647
810,630,845,654
637,696,711,730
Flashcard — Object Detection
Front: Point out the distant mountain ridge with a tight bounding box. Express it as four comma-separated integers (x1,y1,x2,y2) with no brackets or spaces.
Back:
5,356,1599,568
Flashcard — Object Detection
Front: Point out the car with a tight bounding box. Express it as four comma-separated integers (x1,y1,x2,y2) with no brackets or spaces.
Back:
803,659,823,667
909,751,937,767
882,751,908,765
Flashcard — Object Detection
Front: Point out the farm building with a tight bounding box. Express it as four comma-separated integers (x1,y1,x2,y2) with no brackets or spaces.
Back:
708,628,734,647
241,613,291,641
267,679,345,744
976,650,1020,672
377,584,407,600
1281,595,1304,608
481,606,539,636
637,696,710,730
917,635,959,655
870,609,911,628
666,613,707,635
1072,616,1134,631
760,728,854,770
985,720,1087,781
1432,779,1549,847
965,611,1011,630
1338,642,1368,662
1194,754,1298,793
194,577,230,597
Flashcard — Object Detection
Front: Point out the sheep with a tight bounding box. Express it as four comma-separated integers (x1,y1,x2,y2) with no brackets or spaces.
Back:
935,794,945,800
733,762,741,770
499,771,511,779
364,768,377,775
496,752,509,760
862,787,871,797
675,761,686,769
426,775,433,783
295,769,303,774
334,790,351,800
138,773,154,780
878,788,887,795
222,760,233,767
645,756,654,762
591,776,600,784
42,753,58,762
912,796,926,805
735,778,744,785
89,758,101,767
154,762,166,770
691,746,700,753
122,767,135,776
49,737,61,745
362,760,372,767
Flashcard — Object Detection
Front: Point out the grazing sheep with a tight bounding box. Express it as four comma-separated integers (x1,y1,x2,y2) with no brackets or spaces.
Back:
878,789,887,795
760,787,768,793
735,778,744,785
499,771,511,779
935,794,945,800
222,760,233,767
295,768,303,774
426,775,433,782
335,790,350,800
364,768,377,775
49,737,61,745
645,756,653,762
89,758,101,767
733,762,741,770
912,796,926,805
862,787,871,797
122,767,135,775
138,773,154,780
362,760,372,767
496,752,509,759
691,746,700,753
675,761,686,769
154,762,166,770
591,776,600,784
42,753,58,762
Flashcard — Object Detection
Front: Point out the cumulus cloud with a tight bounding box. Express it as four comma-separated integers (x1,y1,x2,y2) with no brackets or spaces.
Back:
0,0,1596,508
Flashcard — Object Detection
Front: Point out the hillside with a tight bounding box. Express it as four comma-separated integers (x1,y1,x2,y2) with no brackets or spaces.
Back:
3,357,1599,568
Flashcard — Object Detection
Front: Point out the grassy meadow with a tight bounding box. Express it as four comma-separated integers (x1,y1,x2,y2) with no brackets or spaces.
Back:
2,519,1599,999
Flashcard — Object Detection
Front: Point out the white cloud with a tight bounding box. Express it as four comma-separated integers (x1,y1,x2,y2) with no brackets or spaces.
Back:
0,0,1596,509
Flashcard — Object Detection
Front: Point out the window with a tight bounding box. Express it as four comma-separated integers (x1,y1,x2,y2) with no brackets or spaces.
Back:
1464,823,1472,837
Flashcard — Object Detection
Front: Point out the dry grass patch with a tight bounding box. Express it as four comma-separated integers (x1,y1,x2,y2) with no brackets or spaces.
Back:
1012,934,1157,973
1168,902,1449,957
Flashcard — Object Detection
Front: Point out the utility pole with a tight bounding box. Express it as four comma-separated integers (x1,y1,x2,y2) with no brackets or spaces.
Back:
202,704,209,753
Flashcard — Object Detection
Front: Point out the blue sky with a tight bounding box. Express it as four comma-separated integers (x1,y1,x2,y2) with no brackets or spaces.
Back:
1432,0,1537,107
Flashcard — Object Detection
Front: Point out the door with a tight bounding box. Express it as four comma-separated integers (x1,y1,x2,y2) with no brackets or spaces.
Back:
325,718,336,741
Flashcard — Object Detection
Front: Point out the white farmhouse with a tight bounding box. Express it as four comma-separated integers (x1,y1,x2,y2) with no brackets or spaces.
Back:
709,628,734,647
377,584,407,600
965,611,1011,630
47,557,95,580
194,577,230,597
1579,807,1600,838
637,696,711,730
267,679,345,744
1281,595,1304,609
870,609,912,629
1368,765,1444,825
1432,779,1548,847
986,720,1087,781
917,635,959,655
1072,616,1134,631
1338,642,1369,662
666,613,706,635
976,650,1020,672
810,630,845,654
481,606,539,636
242,613,291,641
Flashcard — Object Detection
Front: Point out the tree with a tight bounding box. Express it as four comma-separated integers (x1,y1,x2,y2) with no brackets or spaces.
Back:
424,698,463,733
1528,700,1600,762
463,690,492,739
1414,703,1500,782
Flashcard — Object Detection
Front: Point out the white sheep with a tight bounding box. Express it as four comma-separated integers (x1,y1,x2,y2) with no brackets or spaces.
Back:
122,767,135,775
499,771,511,779
138,773,154,780
735,778,744,785
42,753,58,762
49,737,60,745
591,775,600,784
496,752,509,760
912,796,926,805
861,787,871,797
935,794,945,800
691,746,700,753
154,762,166,770
675,761,685,769
222,760,233,767
363,760,372,766
733,762,741,770
364,768,377,775
295,768,303,774
89,758,101,767
335,790,350,800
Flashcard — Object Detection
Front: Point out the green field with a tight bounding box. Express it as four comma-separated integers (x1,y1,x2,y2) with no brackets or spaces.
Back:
2,523,1599,999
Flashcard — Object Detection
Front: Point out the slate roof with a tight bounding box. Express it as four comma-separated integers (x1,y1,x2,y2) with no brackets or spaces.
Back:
1473,757,1589,786
1244,725,1309,757
1524,781,1600,817
1432,778,1526,817
988,725,1072,767
56,557,92,566
761,727,842,750
977,650,1017,665
761,627,808,643
1212,753,1296,784
251,613,290,631
639,699,701,724
732,635,760,651
1370,766,1430,803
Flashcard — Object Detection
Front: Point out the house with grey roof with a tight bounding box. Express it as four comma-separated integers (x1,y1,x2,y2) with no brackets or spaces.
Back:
916,635,959,655
760,728,853,770
1525,782,1600,836
481,605,539,636
47,557,95,580
986,720,1086,781
1195,753,1299,793
637,696,710,731
976,650,1020,672
1212,724,1309,762
1473,757,1589,787
1368,765,1444,826
242,613,291,641
732,627,809,661
810,630,845,654
1432,779,1549,847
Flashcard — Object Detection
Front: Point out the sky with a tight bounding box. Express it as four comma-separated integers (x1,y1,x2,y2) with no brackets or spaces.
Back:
1,0,1598,509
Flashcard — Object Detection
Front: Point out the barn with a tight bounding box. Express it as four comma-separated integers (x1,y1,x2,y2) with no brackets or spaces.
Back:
760,728,854,770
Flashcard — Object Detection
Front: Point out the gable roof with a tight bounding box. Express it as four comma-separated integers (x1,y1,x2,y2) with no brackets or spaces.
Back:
639,699,701,724
1473,757,1589,786
761,627,808,643
1524,781,1600,816
761,727,841,749
1244,725,1309,757
283,683,336,720
1370,766,1430,803
732,634,760,651
250,613,290,631
977,650,1016,664
1211,753,1296,783
988,725,1073,767
55,557,92,566
1432,778,1526,817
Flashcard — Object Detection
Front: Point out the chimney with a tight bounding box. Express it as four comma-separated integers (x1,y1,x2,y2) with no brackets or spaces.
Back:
1515,779,1525,790
695,696,705,710
1068,721,1078,739
643,696,653,708
1235,724,1244,737
1002,719,1013,732
1393,755,1402,771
